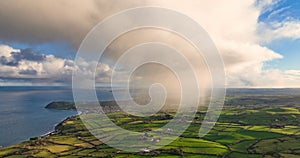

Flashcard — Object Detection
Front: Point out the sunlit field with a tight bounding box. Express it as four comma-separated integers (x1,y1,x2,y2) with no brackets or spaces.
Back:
1,95,300,157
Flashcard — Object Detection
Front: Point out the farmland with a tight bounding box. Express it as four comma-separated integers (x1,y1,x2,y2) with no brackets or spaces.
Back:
1,95,300,157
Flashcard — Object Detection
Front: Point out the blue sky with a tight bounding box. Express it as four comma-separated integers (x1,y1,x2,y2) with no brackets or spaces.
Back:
258,0,300,22
0,40,75,59
264,38,300,70
259,0,300,71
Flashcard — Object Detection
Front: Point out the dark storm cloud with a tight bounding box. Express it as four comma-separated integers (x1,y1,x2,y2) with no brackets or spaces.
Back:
0,56,18,66
0,0,148,48
0,1,95,47
0,48,45,66
19,69,38,75
12,49,45,62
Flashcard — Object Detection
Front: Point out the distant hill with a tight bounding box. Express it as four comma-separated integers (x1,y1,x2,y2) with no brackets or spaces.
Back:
45,101,121,113
45,101,76,110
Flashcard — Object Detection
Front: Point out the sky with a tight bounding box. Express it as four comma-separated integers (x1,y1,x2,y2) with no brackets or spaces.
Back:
0,0,299,88
259,0,300,71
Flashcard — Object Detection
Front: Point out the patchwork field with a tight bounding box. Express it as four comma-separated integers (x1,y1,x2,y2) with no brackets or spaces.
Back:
1,95,300,157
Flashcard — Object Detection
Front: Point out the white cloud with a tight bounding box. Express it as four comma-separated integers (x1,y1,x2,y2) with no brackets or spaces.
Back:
150,0,295,87
259,21,300,42
255,0,281,13
0,45,111,84
255,69,300,88
0,44,20,59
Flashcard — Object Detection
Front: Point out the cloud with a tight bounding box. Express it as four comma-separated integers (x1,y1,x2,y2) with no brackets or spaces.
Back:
0,48,46,67
12,49,45,62
255,0,281,13
0,0,262,48
19,69,38,75
0,0,299,87
259,21,300,42
0,45,111,84
0,0,148,48
257,0,300,43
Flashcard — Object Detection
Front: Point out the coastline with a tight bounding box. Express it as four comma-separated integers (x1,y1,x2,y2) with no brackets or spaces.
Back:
2,100,120,148
0,116,77,148
39,111,80,138
0,109,80,148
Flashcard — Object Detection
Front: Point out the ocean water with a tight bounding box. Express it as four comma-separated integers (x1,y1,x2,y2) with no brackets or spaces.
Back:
0,86,117,147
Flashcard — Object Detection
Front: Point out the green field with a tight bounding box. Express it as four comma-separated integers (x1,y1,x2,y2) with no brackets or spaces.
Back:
1,95,300,157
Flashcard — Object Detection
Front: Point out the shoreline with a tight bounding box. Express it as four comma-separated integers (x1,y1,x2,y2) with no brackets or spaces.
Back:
40,111,81,138
0,111,81,148
1,100,120,148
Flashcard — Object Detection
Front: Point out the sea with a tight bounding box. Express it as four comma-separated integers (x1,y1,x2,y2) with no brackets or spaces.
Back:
0,86,118,147
0,87,300,147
